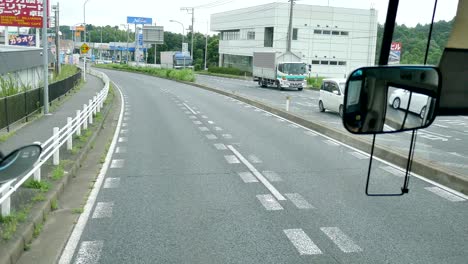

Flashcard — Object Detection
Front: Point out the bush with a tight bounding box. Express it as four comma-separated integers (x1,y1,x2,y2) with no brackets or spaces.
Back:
207,66,252,76
95,64,196,82
306,77,325,88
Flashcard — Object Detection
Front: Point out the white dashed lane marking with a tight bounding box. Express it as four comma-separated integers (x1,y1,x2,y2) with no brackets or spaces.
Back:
103,178,120,189
206,134,218,140
323,140,339,146
349,152,368,160
199,127,210,132
224,155,240,164
238,172,259,183
92,202,114,219
304,131,317,136
74,240,104,264
288,124,299,128
214,126,223,131
115,147,126,153
284,229,322,255
193,121,202,125
285,193,314,209
208,121,215,124
120,129,128,134
214,143,227,150
189,115,197,119
222,134,233,139
320,227,362,253
118,137,128,143
262,171,283,182
201,115,208,119
110,159,124,168
424,187,466,202
256,194,283,210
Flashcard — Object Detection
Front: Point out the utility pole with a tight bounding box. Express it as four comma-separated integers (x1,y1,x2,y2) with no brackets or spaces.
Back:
204,21,208,70
42,0,49,114
181,7,195,59
286,0,295,52
54,3,60,75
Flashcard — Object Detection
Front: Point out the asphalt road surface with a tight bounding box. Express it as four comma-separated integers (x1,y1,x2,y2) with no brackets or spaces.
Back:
195,74,468,176
62,69,468,264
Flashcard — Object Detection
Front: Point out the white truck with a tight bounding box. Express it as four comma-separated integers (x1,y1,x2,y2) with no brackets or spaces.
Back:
160,51,193,69
253,51,307,91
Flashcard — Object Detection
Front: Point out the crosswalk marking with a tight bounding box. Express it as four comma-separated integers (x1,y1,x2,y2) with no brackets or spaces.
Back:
224,155,240,164
110,159,124,168
103,178,120,189
262,171,283,182
238,172,258,183
320,227,362,253
74,241,104,264
256,194,283,210
214,143,227,150
424,187,466,202
92,202,113,219
248,154,262,163
284,229,322,255
285,193,314,209
206,134,218,140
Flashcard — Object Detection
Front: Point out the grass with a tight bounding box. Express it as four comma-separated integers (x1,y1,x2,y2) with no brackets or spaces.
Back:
95,64,196,82
0,131,15,142
51,165,65,181
50,198,58,211
33,223,43,238
52,65,79,82
23,179,51,193
196,70,252,80
0,206,31,240
306,76,325,89
32,193,45,202
72,207,84,214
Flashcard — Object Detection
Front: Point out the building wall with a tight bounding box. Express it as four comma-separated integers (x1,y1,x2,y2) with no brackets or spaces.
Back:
211,3,378,78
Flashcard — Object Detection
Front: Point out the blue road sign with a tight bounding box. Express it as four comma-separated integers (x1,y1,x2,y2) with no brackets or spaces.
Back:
127,16,153,24
138,34,143,45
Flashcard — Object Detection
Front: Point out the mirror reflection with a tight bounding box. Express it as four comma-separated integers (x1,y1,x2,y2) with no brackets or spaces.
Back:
0,144,42,184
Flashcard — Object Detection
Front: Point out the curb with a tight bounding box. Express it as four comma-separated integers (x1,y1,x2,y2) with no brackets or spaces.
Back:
93,67,468,195
0,78,115,264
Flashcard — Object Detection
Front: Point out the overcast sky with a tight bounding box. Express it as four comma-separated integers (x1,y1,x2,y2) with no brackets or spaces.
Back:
59,0,458,34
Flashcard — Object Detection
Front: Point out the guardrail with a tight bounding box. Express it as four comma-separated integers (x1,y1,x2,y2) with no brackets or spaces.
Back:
0,69,110,216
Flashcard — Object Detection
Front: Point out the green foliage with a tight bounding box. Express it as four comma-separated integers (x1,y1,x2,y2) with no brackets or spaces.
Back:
0,73,32,97
51,165,65,181
24,179,51,193
53,65,79,82
32,193,45,202
208,66,252,76
51,198,58,211
306,77,325,88
375,19,453,65
72,208,84,214
0,131,15,142
95,64,196,82
33,223,43,238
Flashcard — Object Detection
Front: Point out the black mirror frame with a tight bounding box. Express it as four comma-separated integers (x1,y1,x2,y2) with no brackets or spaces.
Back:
342,65,443,135
0,144,43,184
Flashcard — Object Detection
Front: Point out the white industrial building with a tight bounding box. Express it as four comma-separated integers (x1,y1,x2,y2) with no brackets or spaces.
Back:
210,2,378,78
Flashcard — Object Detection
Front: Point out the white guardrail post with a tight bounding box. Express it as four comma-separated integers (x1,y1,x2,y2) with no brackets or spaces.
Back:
286,96,291,112
88,99,93,124
1,181,12,216
53,127,60,165
83,104,88,130
93,96,97,115
76,110,82,136
96,92,101,113
34,166,41,181
67,117,73,150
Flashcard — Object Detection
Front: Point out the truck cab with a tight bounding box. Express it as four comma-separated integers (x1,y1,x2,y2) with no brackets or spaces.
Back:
277,62,308,90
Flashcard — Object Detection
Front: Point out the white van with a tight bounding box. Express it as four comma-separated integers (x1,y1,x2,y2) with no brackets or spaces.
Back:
318,78,347,117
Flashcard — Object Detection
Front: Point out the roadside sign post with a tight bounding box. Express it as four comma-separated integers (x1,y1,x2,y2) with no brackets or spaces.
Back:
42,0,49,114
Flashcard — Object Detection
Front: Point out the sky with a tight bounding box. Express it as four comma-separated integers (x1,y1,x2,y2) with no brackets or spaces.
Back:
58,0,458,34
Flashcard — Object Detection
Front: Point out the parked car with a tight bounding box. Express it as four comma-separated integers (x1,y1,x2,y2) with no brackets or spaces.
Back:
388,88,429,118
318,78,347,116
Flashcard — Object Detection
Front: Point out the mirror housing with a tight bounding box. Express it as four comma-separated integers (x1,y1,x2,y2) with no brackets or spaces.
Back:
343,66,441,134
0,144,42,184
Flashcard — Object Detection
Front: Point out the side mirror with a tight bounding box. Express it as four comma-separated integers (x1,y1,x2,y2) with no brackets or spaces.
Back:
0,144,42,184
343,66,441,134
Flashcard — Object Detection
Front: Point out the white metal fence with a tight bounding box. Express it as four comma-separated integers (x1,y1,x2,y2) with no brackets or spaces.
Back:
0,69,110,216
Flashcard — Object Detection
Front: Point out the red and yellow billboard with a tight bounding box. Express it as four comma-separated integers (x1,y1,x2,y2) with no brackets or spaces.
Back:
0,0,49,28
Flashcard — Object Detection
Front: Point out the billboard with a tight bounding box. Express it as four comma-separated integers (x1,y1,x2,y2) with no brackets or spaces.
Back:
142,26,164,44
8,34,36,46
0,0,49,28
127,16,152,24
389,42,402,65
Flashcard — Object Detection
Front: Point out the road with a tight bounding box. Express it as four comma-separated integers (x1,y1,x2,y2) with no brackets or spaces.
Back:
62,69,468,264
195,74,468,176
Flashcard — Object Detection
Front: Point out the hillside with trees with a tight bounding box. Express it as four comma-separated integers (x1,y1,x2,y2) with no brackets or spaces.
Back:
375,19,454,65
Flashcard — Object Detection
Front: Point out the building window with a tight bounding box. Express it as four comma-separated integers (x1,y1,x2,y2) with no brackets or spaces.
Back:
322,30,331,35
332,31,340,35
314,30,322,34
340,31,349,36
311,60,320,64
293,28,298,40
339,61,347,65
247,31,255,40
320,61,329,65
264,27,274,47
329,61,338,65
221,30,240,40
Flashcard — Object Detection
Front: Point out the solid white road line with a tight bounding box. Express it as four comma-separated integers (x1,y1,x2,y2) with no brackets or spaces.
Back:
238,172,259,183
103,178,120,189
256,194,283,210
262,171,283,182
73,240,104,264
59,81,124,264
424,187,466,202
206,134,218,140
350,152,368,160
228,145,286,201
115,147,126,154
380,166,405,177
199,126,210,131
182,102,197,115
320,227,362,253
92,202,114,219
247,154,262,163
214,143,227,150
224,155,240,164
324,140,339,146
284,229,322,255
110,159,124,168
118,137,127,143
285,193,314,209
193,121,202,125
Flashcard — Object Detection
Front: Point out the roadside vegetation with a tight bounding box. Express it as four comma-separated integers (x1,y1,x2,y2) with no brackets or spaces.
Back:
52,65,79,82
94,64,196,82
306,77,324,89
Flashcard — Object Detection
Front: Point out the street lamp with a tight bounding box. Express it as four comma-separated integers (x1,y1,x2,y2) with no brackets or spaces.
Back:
170,19,185,68
83,0,91,81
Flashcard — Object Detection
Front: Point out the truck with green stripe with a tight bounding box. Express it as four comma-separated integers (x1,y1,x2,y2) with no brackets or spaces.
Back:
253,51,307,91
